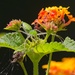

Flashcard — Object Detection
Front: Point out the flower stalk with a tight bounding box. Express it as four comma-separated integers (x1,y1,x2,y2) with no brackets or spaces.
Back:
46,35,55,75
33,61,39,75
46,53,53,75
44,31,50,42
19,61,28,75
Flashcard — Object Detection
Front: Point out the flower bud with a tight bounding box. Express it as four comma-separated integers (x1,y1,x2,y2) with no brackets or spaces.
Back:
4,19,21,31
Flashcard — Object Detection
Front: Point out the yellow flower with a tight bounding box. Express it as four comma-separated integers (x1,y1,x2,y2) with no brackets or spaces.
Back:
42,58,75,75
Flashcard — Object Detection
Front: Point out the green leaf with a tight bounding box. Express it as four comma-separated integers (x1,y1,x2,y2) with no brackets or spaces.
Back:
27,50,45,63
0,32,6,37
63,37,75,52
22,21,32,32
15,42,29,52
29,30,37,36
0,32,25,50
27,42,67,63
33,42,67,54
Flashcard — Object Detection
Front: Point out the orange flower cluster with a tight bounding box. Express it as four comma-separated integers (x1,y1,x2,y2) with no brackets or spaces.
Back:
4,19,21,31
32,6,75,32
42,58,75,75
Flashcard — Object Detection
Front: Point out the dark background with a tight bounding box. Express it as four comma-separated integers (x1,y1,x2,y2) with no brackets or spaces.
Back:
0,0,75,75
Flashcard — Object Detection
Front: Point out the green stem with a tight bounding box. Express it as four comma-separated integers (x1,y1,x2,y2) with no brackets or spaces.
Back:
44,32,50,42
46,53,52,75
19,61,28,75
46,35,55,75
33,62,39,75
51,34,55,42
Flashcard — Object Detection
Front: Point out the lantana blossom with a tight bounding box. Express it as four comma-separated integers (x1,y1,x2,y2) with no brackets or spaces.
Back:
32,6,75,32
4,19,22,31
